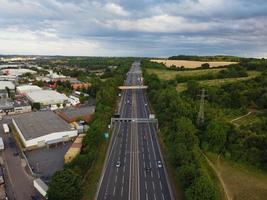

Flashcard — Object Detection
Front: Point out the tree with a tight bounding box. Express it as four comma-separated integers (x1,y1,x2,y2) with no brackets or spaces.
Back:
204,121,228,153
201,63,210,69
185,175,218,200
32,102,41,110
47,169,82,200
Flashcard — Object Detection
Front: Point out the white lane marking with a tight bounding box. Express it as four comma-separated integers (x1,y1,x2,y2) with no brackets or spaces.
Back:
122,175,125,184
115,175,118,183
145,181,148,190
123,165,125,173
154,193,157,200
120,186,124,197
162,193,165,200
113,186,116,196
152,181,155,190
146,193,149,200
158,171,160,179
160,181,163,190
151,170,154,178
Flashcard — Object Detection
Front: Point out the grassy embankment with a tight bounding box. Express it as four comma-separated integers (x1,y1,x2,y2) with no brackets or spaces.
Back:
205,153,267,200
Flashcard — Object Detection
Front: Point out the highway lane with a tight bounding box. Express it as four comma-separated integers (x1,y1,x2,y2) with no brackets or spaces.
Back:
96,61,173,200
97,64,136,200
97,88,131,200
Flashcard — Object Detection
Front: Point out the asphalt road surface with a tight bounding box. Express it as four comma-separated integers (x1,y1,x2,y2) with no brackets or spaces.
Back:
96,62,173,200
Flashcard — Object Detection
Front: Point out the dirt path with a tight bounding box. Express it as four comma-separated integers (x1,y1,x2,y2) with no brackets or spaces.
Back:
202,153,232,200
230,111,252,127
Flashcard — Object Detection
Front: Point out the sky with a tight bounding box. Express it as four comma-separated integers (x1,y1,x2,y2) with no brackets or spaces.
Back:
0,0,267,57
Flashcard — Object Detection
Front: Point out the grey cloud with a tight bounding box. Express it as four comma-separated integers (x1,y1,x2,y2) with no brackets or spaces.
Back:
0,0,266,57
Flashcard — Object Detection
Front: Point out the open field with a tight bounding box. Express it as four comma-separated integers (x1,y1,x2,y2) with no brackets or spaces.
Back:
176,71,261,92
146,68,225,80
151,59,238,69
206,153,267,200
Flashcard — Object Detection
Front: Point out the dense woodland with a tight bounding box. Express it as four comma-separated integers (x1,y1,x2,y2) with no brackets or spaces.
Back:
47,58,132,200
142,57,267,199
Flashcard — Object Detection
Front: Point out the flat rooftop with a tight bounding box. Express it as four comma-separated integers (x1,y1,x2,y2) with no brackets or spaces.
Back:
17,85,42,93
26,90,68,104
0,98,13,109
13,111,74,140
58,106,95,119
0,81,15,90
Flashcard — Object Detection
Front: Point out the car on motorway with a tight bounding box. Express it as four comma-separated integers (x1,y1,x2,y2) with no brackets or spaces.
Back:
116,161,121,168
157,161,162,168
145,103,147,106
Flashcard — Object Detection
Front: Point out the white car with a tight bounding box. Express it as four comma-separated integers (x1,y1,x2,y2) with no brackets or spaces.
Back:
157,161,162,168
116,161,121,168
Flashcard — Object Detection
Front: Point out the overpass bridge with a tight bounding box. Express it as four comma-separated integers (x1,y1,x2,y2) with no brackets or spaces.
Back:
118,85,148,90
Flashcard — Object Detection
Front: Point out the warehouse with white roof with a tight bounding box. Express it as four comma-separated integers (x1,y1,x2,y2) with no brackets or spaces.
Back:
0,81,15,90
12,111,78,149
17,85,42,95
26,90,68,110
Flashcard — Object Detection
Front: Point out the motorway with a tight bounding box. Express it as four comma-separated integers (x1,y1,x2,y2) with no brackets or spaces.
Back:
96,62,173,200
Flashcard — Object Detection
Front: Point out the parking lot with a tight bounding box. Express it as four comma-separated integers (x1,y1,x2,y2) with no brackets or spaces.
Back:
0,116,38,200
25,142,72,182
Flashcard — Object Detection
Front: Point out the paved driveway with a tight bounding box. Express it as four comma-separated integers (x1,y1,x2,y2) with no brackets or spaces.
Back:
1,118,37,200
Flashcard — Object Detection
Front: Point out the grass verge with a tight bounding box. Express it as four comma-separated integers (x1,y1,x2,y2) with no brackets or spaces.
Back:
206,152,267,200
82,140,109,200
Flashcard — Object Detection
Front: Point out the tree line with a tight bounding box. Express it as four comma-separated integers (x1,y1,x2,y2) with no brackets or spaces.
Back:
142,68,220,200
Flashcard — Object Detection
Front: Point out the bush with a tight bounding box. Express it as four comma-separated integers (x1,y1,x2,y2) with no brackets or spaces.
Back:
47,169,83,200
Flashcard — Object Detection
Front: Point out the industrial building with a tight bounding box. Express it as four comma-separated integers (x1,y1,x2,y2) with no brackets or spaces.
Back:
64,134,85,163
56,106,95,123
12,111,78,149
71,82,91,90
0,98,31,116
0,81,15,90
16,85,42,95
13,99,32,114
0,99,14,115
0,81,15,98
26,90,68,110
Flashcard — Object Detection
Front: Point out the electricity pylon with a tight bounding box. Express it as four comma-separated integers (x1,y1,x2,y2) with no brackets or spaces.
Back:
197,88,208,126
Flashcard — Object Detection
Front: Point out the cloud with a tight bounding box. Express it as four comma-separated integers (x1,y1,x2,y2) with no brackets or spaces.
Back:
109,15,214,33
104,3,130,16
0,0,266,57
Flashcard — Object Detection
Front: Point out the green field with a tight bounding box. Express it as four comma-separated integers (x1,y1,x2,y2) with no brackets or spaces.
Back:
206,153,267,200
146,68,224,80
176,71,261,92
